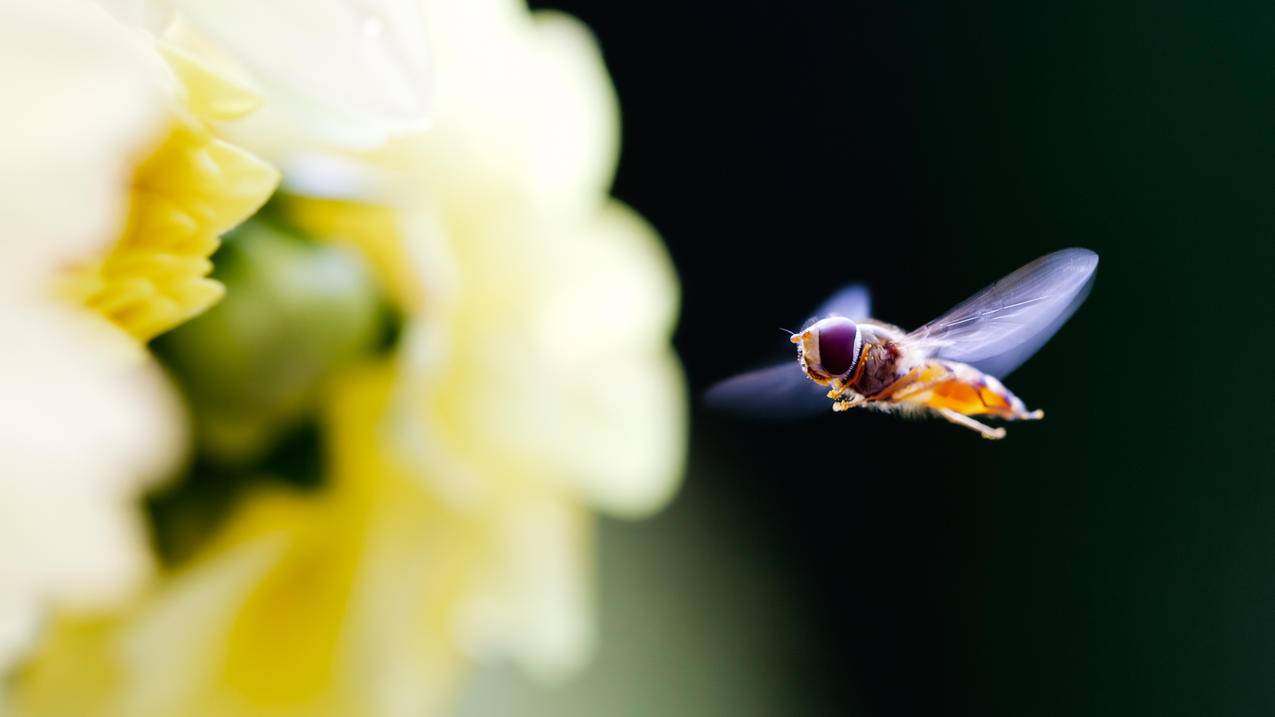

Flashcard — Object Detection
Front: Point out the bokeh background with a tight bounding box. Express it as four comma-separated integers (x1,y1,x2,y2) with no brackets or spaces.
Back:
461,1,1275,715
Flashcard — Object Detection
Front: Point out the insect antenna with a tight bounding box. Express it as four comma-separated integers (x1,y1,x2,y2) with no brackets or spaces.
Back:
779,327,796,336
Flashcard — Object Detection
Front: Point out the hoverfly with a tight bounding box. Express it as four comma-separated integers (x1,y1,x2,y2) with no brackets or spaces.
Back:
707,248,1099,439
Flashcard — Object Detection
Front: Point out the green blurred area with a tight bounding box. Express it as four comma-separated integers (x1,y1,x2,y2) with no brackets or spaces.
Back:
148,211,397,563
158,213,393,465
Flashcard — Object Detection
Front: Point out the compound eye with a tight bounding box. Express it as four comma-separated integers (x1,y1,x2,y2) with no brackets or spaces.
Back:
816,317,860,376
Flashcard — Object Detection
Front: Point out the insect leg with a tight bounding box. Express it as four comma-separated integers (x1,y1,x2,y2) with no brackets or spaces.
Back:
936,408,1007,440
832,394,867,412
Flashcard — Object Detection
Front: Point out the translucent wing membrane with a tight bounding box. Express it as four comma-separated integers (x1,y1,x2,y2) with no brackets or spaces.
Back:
705,362,831,418
906,248,1098,378
813,283,871,322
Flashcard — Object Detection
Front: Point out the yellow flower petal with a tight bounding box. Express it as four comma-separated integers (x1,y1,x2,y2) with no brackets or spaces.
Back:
161,44,262,122
65,47,279,342
378,2,618,215
277,195,426,312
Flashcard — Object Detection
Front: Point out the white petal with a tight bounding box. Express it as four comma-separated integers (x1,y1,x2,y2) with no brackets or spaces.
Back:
0,307,184,669
384,3,618,212
0,594,40,676
116,536,287,714
455,498,594,679
170,0,431,147
93,0,175,33
0,0,169,301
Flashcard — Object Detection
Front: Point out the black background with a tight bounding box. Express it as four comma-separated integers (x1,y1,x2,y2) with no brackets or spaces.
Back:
529,2,1275,715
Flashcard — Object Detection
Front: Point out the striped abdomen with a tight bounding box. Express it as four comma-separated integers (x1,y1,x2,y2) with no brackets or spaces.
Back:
894,360,1042,420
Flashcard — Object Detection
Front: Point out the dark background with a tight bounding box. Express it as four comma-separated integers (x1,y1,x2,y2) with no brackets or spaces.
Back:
526,2,1275,715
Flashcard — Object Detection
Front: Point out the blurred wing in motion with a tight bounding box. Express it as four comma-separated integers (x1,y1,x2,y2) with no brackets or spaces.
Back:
812,283,872,322
905,248,1099,378
705,362,830,418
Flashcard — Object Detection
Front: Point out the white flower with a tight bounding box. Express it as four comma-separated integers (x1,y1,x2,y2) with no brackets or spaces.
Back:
169,0,432,148
0,308,182,671
8,2,684,716
0,0,433,677
0,0,182,673
153,0,433,156
0,0,169,302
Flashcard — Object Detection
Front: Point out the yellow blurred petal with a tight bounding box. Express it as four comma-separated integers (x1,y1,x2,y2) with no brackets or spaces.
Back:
67,48,280,342
455,498,594,679
11,513,292,717
532,201,681,359
118,530,289,716
160,44,262,121
392,198,686,517
278,195,427,312
200,139,281,230
380,3,617,214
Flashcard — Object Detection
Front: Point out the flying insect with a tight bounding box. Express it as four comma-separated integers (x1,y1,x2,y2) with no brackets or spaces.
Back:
707,248,1099,439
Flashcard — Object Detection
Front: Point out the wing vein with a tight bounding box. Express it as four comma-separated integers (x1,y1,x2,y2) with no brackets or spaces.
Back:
903,248,1099,377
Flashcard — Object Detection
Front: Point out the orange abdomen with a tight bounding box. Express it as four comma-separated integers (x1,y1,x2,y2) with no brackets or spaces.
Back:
901,361,1038,419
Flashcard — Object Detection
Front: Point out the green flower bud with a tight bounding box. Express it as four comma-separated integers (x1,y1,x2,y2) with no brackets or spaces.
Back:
157,212,394,465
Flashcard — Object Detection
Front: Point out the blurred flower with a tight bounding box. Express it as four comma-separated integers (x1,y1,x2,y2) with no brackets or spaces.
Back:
0,0,256,675
9,0,684,714
59,44,277,342
164,0,433,149
0,0,431,680
0,309,181,674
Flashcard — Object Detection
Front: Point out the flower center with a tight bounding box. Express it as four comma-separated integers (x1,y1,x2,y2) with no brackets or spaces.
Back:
62,46,278,342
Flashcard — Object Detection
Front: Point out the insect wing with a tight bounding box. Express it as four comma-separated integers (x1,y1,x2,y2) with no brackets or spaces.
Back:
905,248,1098,377
812,283,872,322
705,362,831,418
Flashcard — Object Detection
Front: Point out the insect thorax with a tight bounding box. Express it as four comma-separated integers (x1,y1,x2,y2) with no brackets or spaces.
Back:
854,341,904,397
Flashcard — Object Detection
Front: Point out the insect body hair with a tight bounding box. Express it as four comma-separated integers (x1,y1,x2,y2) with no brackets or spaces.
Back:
861,400,930,419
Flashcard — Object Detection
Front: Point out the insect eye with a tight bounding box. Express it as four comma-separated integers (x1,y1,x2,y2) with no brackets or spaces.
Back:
816,317,860,376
